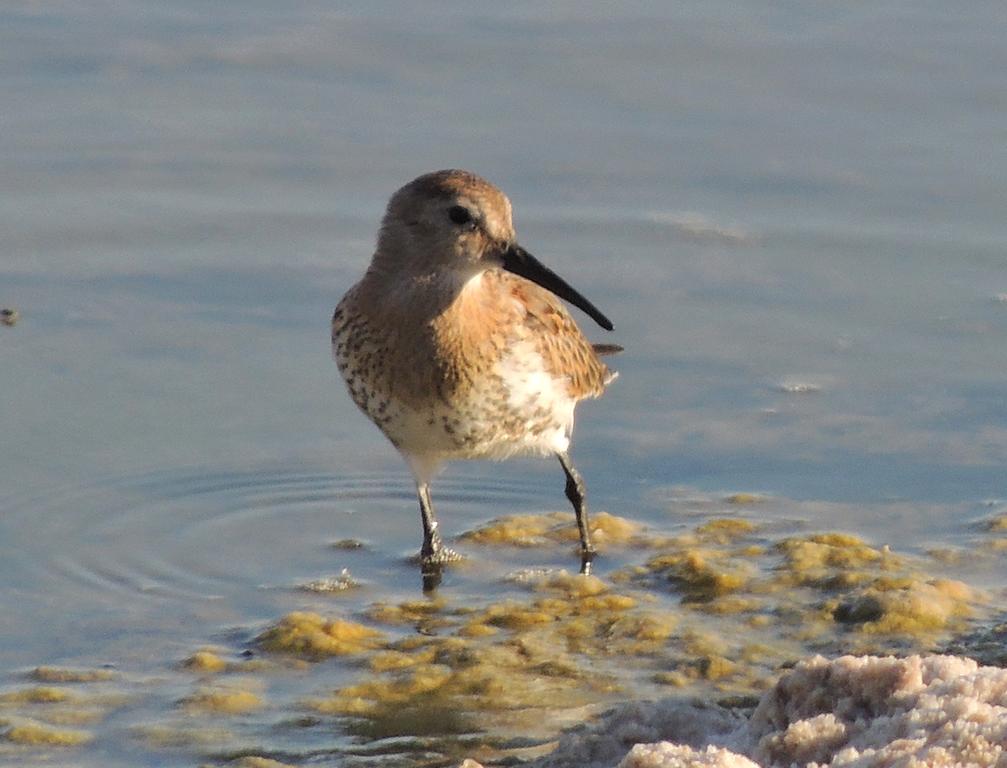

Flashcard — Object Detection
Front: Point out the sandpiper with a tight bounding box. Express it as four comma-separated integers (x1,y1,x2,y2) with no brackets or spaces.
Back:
332,170,618,579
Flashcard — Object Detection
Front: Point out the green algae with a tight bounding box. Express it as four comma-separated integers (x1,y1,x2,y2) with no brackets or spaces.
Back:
1,506,993,765
696,518,758,544
2,719,92,746
318,513,991,751
131,723,234,748
775,533,900,589
0,687,75,705
300,571,660,739
257,612,386,658
182,650,229,674
0,674,128,750
29,667,116,684
831,579,975,636
311,635,611,728
631,517,987,664
366,596,451,629
180,687,264,715
723,493,765,505
646,548,754,602
207,758,299,768
460,511,640,549
983,514,1007,532
210,508,1007,755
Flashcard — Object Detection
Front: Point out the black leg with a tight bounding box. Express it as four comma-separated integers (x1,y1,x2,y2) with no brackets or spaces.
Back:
416,482,462,591
417,482,444,591
557,451,596,574
418,482,442,560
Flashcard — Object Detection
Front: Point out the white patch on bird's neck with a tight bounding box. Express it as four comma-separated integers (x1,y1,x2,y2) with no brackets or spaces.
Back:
410,265,485,299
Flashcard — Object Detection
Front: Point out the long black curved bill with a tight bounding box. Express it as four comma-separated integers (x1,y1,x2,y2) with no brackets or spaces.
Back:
501,245,614,331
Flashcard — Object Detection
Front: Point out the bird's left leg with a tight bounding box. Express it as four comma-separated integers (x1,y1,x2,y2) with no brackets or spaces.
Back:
557,451,596,574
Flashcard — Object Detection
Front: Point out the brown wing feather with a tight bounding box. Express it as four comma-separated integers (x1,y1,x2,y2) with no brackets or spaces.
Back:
504,274,615,400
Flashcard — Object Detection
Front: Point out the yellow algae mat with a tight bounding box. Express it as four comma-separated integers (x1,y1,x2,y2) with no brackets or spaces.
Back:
2,505,1002,767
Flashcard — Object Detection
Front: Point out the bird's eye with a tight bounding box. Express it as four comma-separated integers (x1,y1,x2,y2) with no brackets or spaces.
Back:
448,205,473,226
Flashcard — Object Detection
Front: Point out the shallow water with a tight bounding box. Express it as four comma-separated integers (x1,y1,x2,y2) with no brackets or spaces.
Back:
2,3,1007,766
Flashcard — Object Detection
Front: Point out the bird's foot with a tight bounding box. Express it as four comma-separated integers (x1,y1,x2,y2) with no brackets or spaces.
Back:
417,535,464,592
420,546,465,566
579,546,598,576
418,527,465,566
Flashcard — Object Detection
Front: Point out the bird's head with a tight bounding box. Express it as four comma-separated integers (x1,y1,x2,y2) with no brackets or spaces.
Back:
372,169,612,330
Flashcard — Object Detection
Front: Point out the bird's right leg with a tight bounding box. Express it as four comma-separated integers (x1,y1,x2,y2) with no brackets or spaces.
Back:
417,482,445,591
418,481,444,562
557,451,597,575
417,482,463,566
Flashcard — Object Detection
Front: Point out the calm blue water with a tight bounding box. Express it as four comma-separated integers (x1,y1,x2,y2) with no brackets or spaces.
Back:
1,3,1006,765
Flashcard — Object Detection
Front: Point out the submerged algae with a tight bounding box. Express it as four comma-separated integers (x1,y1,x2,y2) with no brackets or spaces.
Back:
983,514,1007,532
2,719,93,746
182,650,229,674
647,549,754,602
366,596,451,629
29,667,116,683
0,686,76,704
0,672,129,751
290,569,673,742
257,612,385,658
634,516,986,660
180,687,264,715
242,511,993,757
211,757,299,768
461,511,640,548
131,723,234,749
695,518,758,544
2,503,982,767
775,533,900,589
831,578,975,636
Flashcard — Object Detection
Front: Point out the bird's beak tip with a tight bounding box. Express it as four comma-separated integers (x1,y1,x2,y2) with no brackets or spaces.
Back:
500,245,614,331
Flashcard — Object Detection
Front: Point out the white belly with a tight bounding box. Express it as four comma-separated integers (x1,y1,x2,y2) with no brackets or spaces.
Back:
386,340,576,465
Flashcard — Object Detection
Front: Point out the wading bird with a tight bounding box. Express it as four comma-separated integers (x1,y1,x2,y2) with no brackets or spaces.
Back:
332,170,619,584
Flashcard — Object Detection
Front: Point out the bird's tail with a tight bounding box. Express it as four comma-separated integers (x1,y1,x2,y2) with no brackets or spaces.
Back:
592,343,624,357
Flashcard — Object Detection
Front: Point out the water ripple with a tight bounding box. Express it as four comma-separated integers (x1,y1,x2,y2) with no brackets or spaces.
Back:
1,464,548,610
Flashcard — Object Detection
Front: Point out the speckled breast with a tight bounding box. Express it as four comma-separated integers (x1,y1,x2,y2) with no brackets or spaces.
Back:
332,299,575,461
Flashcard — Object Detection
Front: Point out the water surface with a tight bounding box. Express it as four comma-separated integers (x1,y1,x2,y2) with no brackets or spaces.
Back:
2,3,1006,766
